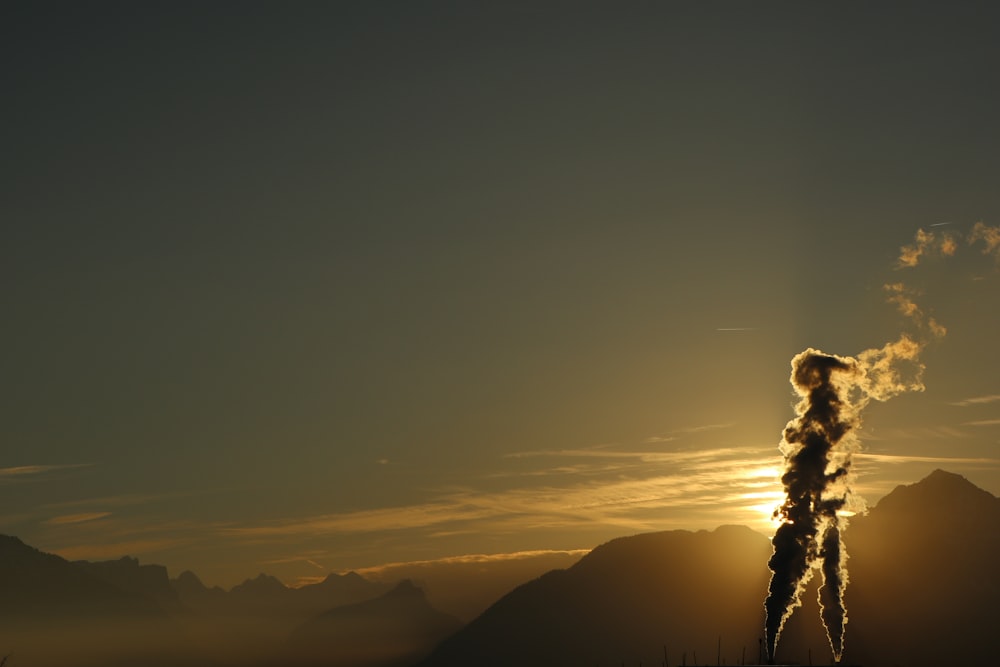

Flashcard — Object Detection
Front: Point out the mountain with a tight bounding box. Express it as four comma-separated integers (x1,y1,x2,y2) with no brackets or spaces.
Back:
168,567,395,666
0,535,190,667
418,524,772,667
296,571,389,611
417,470,1000,667
842,469,1000,667
171,569,228,609
284,579,463,667
76,555,185,613
4,469,997,667
0,534,165,620
172,568,392,618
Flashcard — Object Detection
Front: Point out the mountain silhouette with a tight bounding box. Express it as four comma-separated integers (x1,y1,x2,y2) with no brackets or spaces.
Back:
171,569,228,609
77,555,185,614
168,567,395,665
842,469,1000,667
3,469,997,667
0,535,190,667
418,470,1000,667
284,579,462,667
0,535,165,620
418,524,772,667
172,568,391,619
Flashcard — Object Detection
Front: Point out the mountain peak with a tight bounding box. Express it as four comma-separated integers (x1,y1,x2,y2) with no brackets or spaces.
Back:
230,572,287,595
923,468,976,486
387,578,424,598
174,570,206,589
871,468,999,523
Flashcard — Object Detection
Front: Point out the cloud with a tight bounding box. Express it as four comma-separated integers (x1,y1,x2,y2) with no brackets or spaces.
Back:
222,502,499,539
895,222,1000,268
855,453,1000,465
883,282,922,319
354,548,593,577
45,512,112,525
51,538,190,561
222,445,784,542
41,492,175,510
969,221,1000,258
896,228,957,268
857,333,930,401
0,463,92,481
860,425,970,441
962,419,1000,427
504,444,748,463
950,394,1000,407
259,551,330,566
671,423,735,434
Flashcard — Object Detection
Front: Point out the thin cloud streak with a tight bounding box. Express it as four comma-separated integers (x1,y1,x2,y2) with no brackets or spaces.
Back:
52,538,192,561
504,445,750,463
962,419,1000,427
354,548,592,577
0,463,92,480
951,394,1000,407
223,446,784,541
40,491,196,510
855,453,1000,465
45,512,112,525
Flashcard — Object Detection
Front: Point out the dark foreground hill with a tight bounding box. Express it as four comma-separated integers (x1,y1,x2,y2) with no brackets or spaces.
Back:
417,525,772,667
418,469,1000,667
845,469,1000,667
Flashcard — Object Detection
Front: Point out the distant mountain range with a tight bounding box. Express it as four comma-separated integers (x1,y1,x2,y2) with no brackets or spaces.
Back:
173,566,391,618
418,469,1000,667
284,580,462,667
2,469,998,667
0,537,441,667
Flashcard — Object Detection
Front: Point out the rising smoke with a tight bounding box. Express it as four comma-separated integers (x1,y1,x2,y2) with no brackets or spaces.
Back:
763,222,1000,664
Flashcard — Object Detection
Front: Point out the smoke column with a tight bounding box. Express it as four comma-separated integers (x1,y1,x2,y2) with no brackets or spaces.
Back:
762,222,1000,663
763,350,860,663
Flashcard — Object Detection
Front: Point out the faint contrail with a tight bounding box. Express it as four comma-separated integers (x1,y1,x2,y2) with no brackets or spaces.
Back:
763,222,1000,663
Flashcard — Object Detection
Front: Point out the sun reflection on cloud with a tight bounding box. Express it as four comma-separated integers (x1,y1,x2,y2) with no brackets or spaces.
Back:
221,441,793,544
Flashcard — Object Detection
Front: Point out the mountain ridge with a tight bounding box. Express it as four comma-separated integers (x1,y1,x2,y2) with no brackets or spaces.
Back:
283,579,463,667
418,470,1000,667
3,469,998,667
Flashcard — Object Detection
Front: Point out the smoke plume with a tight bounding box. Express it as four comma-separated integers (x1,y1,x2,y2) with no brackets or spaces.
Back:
763,222,999,663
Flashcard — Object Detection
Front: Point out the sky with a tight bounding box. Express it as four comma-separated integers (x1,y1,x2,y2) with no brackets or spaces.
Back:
3,1,1000,590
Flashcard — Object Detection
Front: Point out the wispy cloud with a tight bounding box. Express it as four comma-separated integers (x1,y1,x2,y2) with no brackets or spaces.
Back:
644,423,735,443
504,444,749,463
222,502,499,539
52,538,191,561
950,394,1000,407
45,512,112,525
0,463,92,481
41,492,178,511
223,445,784,541
855,453,1000,465
962,419,1000,427
354,548,592,576
860,425,971,441
259,552,330,568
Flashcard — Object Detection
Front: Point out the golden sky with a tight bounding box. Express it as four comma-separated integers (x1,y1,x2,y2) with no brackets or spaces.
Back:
3,2,1000,588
